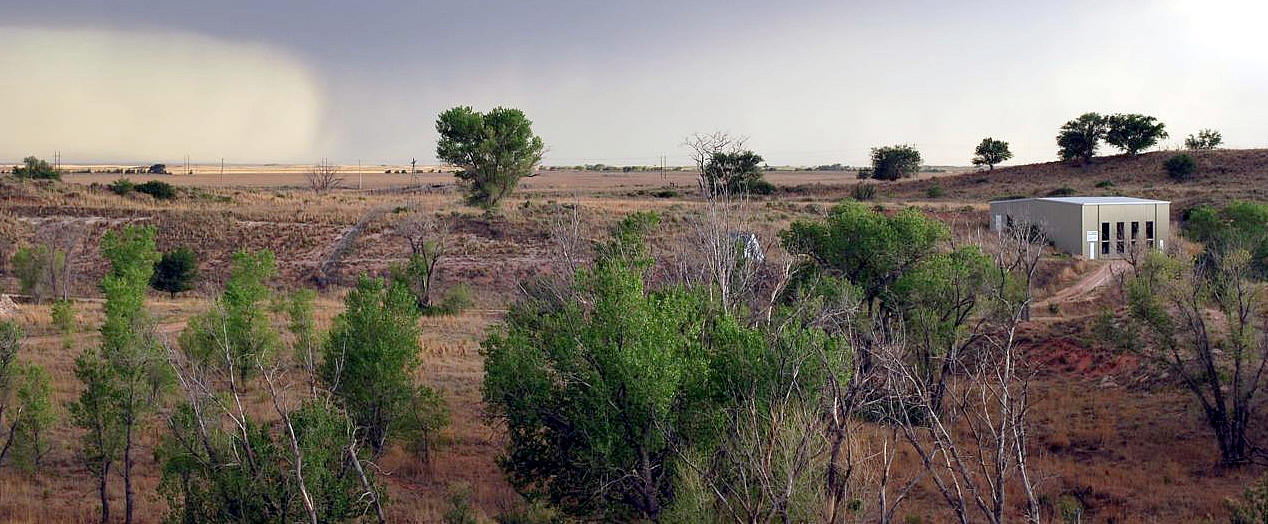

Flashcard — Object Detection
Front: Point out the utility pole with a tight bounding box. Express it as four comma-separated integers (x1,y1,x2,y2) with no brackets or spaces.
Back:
220,157,225,185
358,159,363,190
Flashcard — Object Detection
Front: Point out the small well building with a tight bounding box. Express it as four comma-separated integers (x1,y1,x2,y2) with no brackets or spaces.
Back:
988,196,1170,260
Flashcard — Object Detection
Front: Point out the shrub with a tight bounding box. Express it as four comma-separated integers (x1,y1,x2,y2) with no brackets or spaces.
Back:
925,184,945,198
12,156,59,180
651,189,679,198
424,283,474,316
852,183,877,201
135,180,176,200
151,247,199,298
1185,128,1222,150
746,178,776,195
109,178,135,195
443,484,480,524
1095,179,1115,188
1164,153,1197,181
10,244,65,303
1227,472,1268,524
1046,186,1077,197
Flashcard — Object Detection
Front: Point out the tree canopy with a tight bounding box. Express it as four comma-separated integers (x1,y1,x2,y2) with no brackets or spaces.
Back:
1056,112,1107,164
1104,113,1167,155
1185,128,1222,150
12,156,59,180
971,137,1013,170
869,145,922,181
436,106,545,209
702,150,772,195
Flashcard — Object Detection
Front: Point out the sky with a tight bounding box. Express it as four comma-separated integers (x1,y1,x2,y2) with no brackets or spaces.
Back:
1,0,1266,167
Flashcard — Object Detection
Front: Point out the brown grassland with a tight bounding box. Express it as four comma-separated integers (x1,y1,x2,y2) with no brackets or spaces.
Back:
1,149,1266,522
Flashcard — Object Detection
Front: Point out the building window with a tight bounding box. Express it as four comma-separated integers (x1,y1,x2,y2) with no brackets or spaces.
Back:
1116,222,1125,253
1101,222,1110,255
1131,221,1140,252
1146,221,1155,248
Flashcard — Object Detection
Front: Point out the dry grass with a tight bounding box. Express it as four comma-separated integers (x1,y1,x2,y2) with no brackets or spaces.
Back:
3,153,1268,521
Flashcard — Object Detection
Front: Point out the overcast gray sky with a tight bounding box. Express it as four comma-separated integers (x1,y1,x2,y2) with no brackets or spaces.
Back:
1,0,1264,166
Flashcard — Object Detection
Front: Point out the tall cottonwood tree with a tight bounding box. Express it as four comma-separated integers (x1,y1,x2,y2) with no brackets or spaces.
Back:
320,276,448,458
162,250,387,523
436,106,545,209
69,225,168,524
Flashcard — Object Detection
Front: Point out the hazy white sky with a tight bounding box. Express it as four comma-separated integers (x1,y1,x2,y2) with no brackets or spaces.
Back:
1,0,1265,166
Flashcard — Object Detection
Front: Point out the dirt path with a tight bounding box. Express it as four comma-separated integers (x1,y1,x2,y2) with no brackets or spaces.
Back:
1033,260,1128,315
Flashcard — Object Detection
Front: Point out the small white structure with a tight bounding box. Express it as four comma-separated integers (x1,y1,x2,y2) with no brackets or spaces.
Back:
989,196,1170,260
729,231,765,264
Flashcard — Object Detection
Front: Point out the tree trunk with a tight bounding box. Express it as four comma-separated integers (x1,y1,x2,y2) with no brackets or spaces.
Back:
99,461,111,524
124,424,134,524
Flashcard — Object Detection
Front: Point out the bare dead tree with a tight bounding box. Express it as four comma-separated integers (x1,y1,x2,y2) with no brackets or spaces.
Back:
684,131,747,199
306,158,345,195
868,228,1043,524
392,207,451,308
677,190,766,316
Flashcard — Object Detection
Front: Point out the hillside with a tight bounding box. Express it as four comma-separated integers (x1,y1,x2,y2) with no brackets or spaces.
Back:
886,148,1268,210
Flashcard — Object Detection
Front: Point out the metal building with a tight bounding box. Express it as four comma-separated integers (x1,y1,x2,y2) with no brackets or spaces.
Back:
988,196,1170,260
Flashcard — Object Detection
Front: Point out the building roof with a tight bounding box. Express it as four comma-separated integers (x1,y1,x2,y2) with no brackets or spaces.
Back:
993,196,1169,205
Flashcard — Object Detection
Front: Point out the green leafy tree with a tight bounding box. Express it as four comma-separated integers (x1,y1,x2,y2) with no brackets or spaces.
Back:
69,344,122,523
179,250,279,380
1185,128,1222,150
1104,113,1168,155
1164,153,1198,181
0,321,24,466
10,244,67,303
436,106,545,209
1121,249,1266,465
971,137,1013,170
320,276,448,457
10,363,55,472
869,145,922,181
0,322,56,474
68,225,167,524
1185,201,1268,278
161,250,386,523
151,246,199,298
702,150,771,195
780,200,949,309
50,299,76,349
12,156,59,180
1056,112,1108,164
483,212,770,520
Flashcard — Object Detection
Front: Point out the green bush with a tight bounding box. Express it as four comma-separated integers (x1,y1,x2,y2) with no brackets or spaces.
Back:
12,156,60,180
1164,153,1198,181
651,189,679,198
1046,186,1077,197
424,283,474,316
1095,179,1115,188
135,180,177,200
151,247,199,297
925,184,945,198
746,178,776,195
109,178,136,195
852,183,877,201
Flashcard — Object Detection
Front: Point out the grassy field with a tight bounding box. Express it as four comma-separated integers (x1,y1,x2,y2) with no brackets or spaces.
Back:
1,152,1266,522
